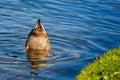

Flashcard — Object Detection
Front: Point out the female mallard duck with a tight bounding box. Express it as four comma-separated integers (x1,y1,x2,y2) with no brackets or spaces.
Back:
25,19,51,56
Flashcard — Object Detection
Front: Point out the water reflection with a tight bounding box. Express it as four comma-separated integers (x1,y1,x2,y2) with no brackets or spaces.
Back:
26,49,48,75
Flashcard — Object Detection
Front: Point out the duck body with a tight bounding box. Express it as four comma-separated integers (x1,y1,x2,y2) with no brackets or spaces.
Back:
25,19,50,56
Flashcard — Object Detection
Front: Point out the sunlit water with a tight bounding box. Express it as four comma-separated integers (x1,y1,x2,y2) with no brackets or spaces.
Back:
0,0,120,80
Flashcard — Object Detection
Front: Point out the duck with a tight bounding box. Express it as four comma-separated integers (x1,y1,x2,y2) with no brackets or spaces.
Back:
25,19,51,56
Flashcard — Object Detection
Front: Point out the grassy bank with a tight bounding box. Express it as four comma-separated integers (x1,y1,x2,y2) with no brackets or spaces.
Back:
76,47,120,80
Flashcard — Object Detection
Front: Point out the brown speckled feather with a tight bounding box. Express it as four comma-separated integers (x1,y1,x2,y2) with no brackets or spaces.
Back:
25,19,51,55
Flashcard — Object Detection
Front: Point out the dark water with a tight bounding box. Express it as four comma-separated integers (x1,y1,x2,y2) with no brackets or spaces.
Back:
0,0,120,80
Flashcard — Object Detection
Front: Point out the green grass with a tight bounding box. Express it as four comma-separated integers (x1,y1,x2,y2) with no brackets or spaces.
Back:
75,47,120,80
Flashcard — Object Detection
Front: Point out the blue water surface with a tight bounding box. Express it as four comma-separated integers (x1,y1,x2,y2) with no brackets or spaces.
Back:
0,0,120,80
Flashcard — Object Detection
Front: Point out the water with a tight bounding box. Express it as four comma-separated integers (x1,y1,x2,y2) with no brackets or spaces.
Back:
0,0,120,80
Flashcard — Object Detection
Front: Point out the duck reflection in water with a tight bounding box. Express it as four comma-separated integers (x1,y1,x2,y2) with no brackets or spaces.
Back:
27,49,48,69
25,19,51,74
